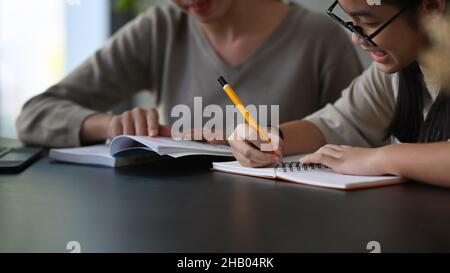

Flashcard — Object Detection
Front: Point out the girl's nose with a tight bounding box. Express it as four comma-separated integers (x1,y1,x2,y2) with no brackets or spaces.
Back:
352,33,366,46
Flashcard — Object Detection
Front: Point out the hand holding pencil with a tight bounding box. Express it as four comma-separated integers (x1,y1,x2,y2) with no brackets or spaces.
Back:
218,77,272,143
218,77,284,167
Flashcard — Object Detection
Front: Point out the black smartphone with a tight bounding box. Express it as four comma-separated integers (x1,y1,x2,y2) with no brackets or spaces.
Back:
0,147,44,174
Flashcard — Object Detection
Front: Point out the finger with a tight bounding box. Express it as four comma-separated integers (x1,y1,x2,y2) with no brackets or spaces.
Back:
132,108,148,136
261,131,282,153
147,108,159,136
231,150,253,167
230,124,258,143
241,126,281,153
316,146,343,158
229,130,270,163
122,112,135,135
324,144,344,150
243,126,265,148
229,138,280,165
340,145,352,149
110,116,123,137
300,152,339,167
233,150,273,168
273,144,284,159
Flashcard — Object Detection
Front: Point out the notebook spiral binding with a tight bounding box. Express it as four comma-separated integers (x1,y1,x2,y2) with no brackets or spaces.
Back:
274,161,327,173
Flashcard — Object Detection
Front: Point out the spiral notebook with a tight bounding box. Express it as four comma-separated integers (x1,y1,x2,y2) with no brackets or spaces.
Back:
212,155,405,190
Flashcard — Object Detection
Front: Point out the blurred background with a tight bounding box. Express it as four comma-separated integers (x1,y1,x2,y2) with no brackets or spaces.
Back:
0,0,371,139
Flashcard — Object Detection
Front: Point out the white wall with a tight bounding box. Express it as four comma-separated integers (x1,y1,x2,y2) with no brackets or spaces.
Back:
66,0,110,72
0,0,111,138
0,0,67,138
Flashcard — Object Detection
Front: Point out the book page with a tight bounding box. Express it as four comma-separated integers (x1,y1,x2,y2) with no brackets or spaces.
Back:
49,145,116,167
110,136,232,157
51,145,112,158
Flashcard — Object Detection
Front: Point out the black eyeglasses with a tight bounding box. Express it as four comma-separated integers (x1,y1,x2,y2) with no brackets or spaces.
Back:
327,0,407,47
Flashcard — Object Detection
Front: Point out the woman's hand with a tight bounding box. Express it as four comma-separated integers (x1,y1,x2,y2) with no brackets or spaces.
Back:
228,124,284,168
300,144,386,176
108,107,171,138
108,108,171,138
81,108,171,144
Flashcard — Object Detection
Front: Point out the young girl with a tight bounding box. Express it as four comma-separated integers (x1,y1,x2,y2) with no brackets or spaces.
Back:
228,0,450,188
16,0,362,147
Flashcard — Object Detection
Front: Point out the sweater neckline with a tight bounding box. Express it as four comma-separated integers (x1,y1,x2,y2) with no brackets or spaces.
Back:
188,3,304,74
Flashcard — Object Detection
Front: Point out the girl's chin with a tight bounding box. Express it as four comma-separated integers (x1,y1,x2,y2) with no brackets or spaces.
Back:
376,61,401,75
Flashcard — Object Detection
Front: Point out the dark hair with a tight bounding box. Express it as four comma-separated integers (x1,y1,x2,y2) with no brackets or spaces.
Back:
385,0,450,143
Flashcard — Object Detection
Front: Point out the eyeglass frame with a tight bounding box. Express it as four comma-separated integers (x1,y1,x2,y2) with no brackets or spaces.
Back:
326,0,408,47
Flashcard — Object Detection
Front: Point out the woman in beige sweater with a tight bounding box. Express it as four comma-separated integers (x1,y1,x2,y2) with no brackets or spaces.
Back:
229,0,450,187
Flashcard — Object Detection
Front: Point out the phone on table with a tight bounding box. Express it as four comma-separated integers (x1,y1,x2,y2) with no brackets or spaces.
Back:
0,146,44,174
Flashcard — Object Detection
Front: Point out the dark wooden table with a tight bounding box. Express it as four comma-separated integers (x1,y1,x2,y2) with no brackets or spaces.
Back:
1,139,450,253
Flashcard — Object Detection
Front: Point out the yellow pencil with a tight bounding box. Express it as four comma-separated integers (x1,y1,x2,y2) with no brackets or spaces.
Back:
218,77,271,143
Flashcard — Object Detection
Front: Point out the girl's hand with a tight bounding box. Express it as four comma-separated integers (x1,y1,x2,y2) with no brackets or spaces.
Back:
228,124,284,168
300,144,386,176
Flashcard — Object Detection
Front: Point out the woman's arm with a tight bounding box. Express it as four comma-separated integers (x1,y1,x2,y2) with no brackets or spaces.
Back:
281,120,327,156
381,142,450,187
301,142,450,188
16,8,160,148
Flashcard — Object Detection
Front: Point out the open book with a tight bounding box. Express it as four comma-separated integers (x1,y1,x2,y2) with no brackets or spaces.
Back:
49,135,233,167
213,155,405,190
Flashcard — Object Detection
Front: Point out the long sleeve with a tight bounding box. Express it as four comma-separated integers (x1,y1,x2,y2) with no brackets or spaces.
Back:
305,63,397,148
16,7,173,147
